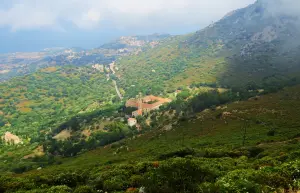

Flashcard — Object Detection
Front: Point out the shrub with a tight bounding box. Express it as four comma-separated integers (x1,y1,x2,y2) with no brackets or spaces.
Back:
279,160,300,189
11,164,33,174
246,147,264,158
216,169,264,193
289,150,300,160
0,176,35,192
267,128,276,136
197,182,220,193
53,172,87,187
47,185,72,193
203,148,227,158
74,185,95,193
103,178,126,192
129,175,143,187
134,162,153,173
158,148,195,160
144,158,218,193
256,170,289,190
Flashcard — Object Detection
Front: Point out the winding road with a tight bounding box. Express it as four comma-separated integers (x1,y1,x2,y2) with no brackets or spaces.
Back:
113,80,123,100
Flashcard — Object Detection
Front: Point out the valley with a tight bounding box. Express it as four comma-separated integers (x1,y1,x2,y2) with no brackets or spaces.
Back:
5,84,300,193
1,0,300,192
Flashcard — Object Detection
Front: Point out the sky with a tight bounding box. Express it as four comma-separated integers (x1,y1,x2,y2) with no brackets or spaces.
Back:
0,0,256,53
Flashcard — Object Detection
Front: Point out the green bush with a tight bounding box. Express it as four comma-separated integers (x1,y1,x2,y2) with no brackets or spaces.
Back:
134,162,154,173
197,182,220,193
267,128,276,136
246,147,264,158
278,160,300,189
0,176,35,192
129,175,143,187
288,150,300,160
158,148,196,160
144,158,218,193
47,185,72,193
103,177,127,192
256,169,289,190
216,169,264,193
74,185,95,193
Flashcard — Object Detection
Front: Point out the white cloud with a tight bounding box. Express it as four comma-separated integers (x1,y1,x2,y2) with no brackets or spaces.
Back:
0,3,56,30
0,0,256,31
71,9,102,29
87,9,101,22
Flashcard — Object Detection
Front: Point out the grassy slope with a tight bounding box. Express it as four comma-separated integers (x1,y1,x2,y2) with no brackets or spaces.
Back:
22,84,300,175
4,85,298,193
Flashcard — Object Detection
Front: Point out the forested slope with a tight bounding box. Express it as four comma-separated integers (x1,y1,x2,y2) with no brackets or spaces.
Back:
3,84,300,192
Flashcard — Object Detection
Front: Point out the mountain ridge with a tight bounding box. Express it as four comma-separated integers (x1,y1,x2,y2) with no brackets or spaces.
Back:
115,0,300,96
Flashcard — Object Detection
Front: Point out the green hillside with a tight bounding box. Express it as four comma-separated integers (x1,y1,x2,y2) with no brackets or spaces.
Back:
2,84,300,192
0,66,117,135
2,1,300,192
116,1,300,96
0,66,123,169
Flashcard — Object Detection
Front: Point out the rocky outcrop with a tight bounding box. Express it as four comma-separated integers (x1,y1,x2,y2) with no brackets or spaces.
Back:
53,129,72,141
251,26,278,43
2,132,22,145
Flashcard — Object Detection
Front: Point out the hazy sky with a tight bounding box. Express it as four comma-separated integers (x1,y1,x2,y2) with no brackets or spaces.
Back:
0,0,256,52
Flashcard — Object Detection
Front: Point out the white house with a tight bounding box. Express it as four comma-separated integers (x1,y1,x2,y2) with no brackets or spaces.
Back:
128,118,137,127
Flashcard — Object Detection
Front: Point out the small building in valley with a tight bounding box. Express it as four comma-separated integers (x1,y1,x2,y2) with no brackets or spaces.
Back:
132,109,143,117
128,118,137,127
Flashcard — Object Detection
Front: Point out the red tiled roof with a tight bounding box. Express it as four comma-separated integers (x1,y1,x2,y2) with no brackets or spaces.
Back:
126,99,139,108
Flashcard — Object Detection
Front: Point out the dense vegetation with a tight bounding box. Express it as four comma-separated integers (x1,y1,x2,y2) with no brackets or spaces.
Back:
2,1,300,192
0,66,116,136
0,85,300,192
0,66,121,170
116,1,300,97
